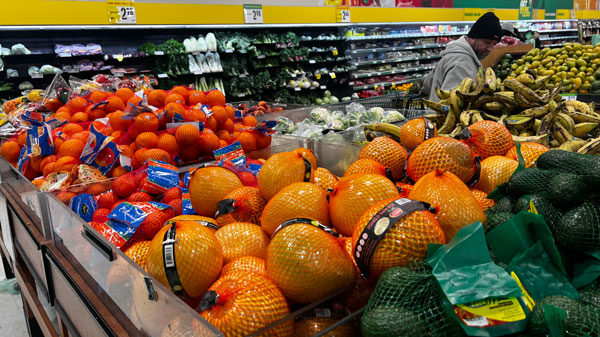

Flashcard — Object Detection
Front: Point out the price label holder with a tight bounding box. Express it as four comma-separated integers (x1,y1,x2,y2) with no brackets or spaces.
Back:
332,49,339,56
107,1,137,24
239,74,247,78
158,73,168,79
257,55,266,59
243,4,263,24
309,60,316,64
560,93,577,101
320,85,327,90
114,72,124,77
294,87,301,92
58,52,72,58
336,5,350,23
154,51,165,56
31,73,43,79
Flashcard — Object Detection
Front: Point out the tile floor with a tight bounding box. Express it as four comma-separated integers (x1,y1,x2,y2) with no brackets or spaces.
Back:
0,264,28,336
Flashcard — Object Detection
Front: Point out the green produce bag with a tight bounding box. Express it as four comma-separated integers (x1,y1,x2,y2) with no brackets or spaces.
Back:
427,222,529,336
571,250,600,289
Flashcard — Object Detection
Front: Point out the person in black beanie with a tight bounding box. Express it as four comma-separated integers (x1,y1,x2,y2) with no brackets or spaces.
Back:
423,12,502,101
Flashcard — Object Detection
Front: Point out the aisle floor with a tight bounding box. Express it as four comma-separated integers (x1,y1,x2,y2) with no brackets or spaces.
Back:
0,265,28,336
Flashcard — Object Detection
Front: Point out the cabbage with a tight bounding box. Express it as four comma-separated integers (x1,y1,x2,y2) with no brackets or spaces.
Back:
316,98,323,105
329,96,339,103
273,116,295,133
368,107,385,119
381,110,405,123
309,107,330,123
329,119,344,130
323,90,332,97
322,96,330,104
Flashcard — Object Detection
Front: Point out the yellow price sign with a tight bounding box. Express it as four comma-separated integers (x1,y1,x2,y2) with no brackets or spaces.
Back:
555,9,572,19
107,0,136,24
463,8,483,21
336,5,350,23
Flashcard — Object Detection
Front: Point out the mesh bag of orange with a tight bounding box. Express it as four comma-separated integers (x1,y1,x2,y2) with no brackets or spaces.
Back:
360,262,463,337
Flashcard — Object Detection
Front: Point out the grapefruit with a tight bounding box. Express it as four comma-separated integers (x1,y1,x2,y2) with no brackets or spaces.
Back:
313,167,338,192
344,158,390,178
124,241,151,270
189,166,243,217
257,152,314,201
220,256,266,277
471,188,495,212
465,120,513,159
474,156,519,194
399,117,438,151
358,137,407,181
215,186,266,227
215,222,270,264
504,142,549,168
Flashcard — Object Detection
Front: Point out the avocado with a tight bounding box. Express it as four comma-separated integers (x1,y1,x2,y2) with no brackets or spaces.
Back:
547,173,589,209
592,80,600,92
536,150,600,187
529,194,563,233
557,202,600,251
506,168,558,197
529,295,600,337
361,306,429,337
486,211,515,233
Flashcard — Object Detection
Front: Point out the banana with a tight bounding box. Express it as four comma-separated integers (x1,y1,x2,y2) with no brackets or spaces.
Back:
577,137,600,154
456,67,484,101
514,92,538,109
520,105,548,118
459,110,473,127
547,99,558,112
498,114,508,126
459,77,474,93
558,139,588,152
494,91,516,99
484,102,504,112
471,111,484,123
533,119,542,133
503,79,544,105
534,75,550,90
536,104,559,136
519,131,535,137
472,94,516,110
573,122,599,138
482,112,500,121
438,111,457,135
364,123,402,143
483,67,497,93
449,90,462,117
435,87,451,100
590,102,596,113
449,125,463,138
569,111,600,123
516,73,535,87
564,100,592,114
423,99,451,114
550,140,560,148
505,115,535,132
552,123,575,145
555,113,576,134
511,134,549,145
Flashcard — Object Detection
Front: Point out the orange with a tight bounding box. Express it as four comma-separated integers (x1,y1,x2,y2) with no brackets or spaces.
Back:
134,112,159,133
147,89,167,107
237,131,256,152
170,215,219,232
0,141,21,162
71,112,89,123
504,142,549,168
56,106,71,115
56,191,77,205
215,222,270,264
399,117,439,151
187,90,206,106
58,139,85,158
222,119,234,133
17,132,27,146
242,115,258,127
162,187,182,204
124,241,151,270
68,97,89,113
97,191,119,209
200,272,293,336
92,208,111,222
344,158,389,178
71,131,90,143
220,256,266,277
114,88,135,104
225,105,236,120
53,111,72,122
86,105,107,120
292,147,317,169
407,136,478,184
108,110,131,131
109,166,128,178
105,96,126,113
32,178,45,189
329,174,399,237
260,182,330,237
175,124,200,146
86,183,111,196
218,140,227,148
39,155,57,173
110,130,126,144
465,120,514,159
217,130,233,144
42,162,55,177
2,100,16,113
127,95,143,107
112,173,137,198
89,90,110,104
395,181,413,198
313,167,338,192
53,156,78,173
257,152,314,201
189,166,243,217
359,137,408,181
409,169,486,241
206,90,226,107
474,156,519,194
199,132,220,155
146,220,223,299
211,106,228,126
44,98,63,112
157,133,178,154
352,197,445,279
135,132,159,149
118,144,135,158
165,102,186,120
471,188,495,212
178,146,199,162
143,149,171,164
206,116,218,131
253,131,271,150
164,93,185,106
266,221,356,303
216,186,267,227
128,192,153,202
169,86,190,102
190,107,207,123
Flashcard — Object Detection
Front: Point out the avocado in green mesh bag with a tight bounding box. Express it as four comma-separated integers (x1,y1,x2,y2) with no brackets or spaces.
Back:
486,211,516,233
361,264,463,337
528,295,600,337
555,202,600,252
579,279,600,308
528,194,563,234
513,195,532,213
536,150,600,188
487,196,517,215
547,173,589,210
506,168,558,198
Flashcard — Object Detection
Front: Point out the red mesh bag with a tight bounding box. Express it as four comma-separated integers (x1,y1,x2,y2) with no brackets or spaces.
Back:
470,188,496,212
399,117,438,151
464,120,514,159
473,155,519,194
504,142,549,168
359,137,408,181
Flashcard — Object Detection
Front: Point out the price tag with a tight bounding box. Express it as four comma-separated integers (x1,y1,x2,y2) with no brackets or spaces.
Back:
316,74,321,80
243,4,263,24
114,72,124,77
332,49,339,56
561,93,577,101
320,85,326,89
237,93,246,97
309,60,316,64
154,51,165,56
31,73,43,79
294,87,301,91
58,52,72,57
107,1,137,24
239,74,247,78
329,72,336,79
158,73,168,78
336,5,350,23
257,54,265,59
290,73,296,78
225,49,234,53
349,81,355,86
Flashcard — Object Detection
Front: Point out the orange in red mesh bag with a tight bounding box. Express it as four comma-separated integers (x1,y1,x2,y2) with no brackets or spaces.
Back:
399,117,438,151
199,271,293,336
351,198,445,279
257,151,314,201
215,186,266,227
504,142,549,168
470,188,495,212
344,158,392,179
266,219,356,303
329,173,399,237
473,155,519,194
409,170,486,241
313,167,338,192
359,137,407,181
146,219,223,299
395,182,413,198
462,120,514,159
406,137,478,184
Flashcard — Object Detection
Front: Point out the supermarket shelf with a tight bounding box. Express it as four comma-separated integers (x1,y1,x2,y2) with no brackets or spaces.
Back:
346,32,465,41
352,64,436,79
353,78,421,91
542,43,566,47
539,35,579,41
348,43,446,54
353,54,441,66
535,28,578,33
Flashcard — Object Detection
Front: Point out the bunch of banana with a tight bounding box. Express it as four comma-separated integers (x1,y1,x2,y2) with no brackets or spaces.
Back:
422,65,600,154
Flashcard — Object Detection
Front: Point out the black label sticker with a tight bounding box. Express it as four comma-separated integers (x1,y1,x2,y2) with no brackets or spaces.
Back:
467,156,482,187
198,290,219,312
384,167,394,181
303,157,312,182
455,127,472,140
162,223,188,298
423,118,436,141
271,218,338,238
215,198,237,217
354,198,433,278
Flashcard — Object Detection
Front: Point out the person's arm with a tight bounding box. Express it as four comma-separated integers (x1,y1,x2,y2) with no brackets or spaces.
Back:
439,58,477,91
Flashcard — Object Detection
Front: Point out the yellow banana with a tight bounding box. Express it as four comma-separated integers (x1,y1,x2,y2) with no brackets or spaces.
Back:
449,125,463,138
577,137,600,154
536,103,560,136
423,99,451,114
573,122,599,137
438,111,457,135
534,75,550,90
456,67,484,101
435,87,450,100
459,110,473,127
564,100,592,114
504,79,544,105
555,113,576,134
364,123,403,143
516,73,535,87
520,106,548,118
459,77,474,93
484,102,504,112
483,67,497,93
569,112,600,123
471,111,484,123
449,90,462,117
558,139,588,152
511,134,549,145
552,123,575,145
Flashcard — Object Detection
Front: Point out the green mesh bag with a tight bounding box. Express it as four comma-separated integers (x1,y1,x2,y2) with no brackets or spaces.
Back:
528,295,600,337
580,279,600,309
546,173,589,210
486,196,516,217
361,263,463,337
506,168,558,198
486,211,515,233
528,194,563,234
555,202,600,252
536,150,600,188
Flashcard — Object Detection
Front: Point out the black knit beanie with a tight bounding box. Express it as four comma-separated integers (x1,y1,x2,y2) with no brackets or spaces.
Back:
467,12,502,42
